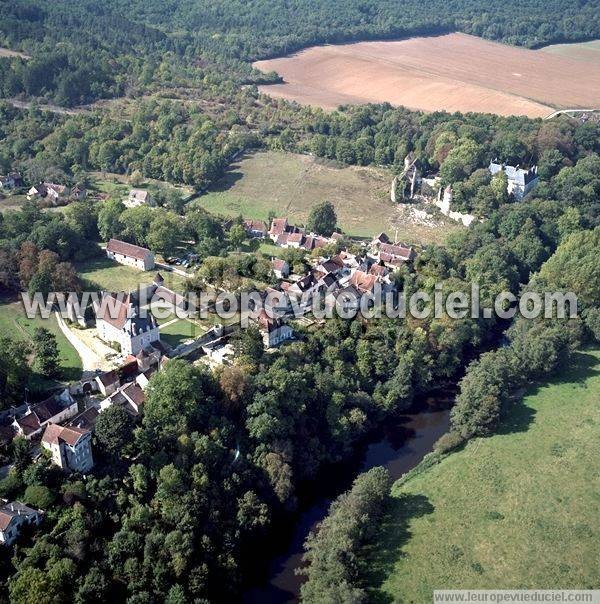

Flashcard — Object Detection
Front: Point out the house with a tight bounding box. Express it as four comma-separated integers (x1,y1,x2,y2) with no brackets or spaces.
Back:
263,287,292,316
106,239,155,271
268,218,289,241
489,160,539,200
121,382,146,415
95,369,120,396
287,273,317,306
327,284,361,314
125,189,151,208
0,172,22,190
275,232,289,246
41,424,94,473
269,217,304,245
302,235,329,251
0,501,43,546
27,182,67,203
318,256,344,276
70,185,87,200
257,310,293,348
66,407,100,432
94,292,161,356
350,270,378,295
12,390,78,440
285,232,305,249
375,242,416,267
371,232,391,248
243,219,267,238
271,258,290,279
369,263,389,278
100,381,146,416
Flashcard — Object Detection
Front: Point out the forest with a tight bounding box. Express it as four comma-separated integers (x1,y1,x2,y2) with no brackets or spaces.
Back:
0,0,599,601
0,129,599,600
1,0,600,105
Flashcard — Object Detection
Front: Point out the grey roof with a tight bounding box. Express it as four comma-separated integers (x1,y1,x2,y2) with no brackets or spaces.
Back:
489,161,538,186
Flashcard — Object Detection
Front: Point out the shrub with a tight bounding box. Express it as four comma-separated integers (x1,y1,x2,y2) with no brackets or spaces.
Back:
24,485,55,509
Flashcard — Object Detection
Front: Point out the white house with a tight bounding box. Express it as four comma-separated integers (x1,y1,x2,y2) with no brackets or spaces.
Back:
95,369,120,396
94,292,161,356
0,501,43,546
489,160,539,200
27,182,66,203
257,310,293,348
271,258,290,279
106,239,155,271
125,189,151,208
41,424,94,473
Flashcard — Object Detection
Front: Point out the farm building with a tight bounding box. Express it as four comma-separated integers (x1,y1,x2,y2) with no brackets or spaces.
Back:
106,239,155,271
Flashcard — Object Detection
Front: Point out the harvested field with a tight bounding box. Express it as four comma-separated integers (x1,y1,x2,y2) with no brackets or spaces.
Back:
254,33,600,117
540,39,600,63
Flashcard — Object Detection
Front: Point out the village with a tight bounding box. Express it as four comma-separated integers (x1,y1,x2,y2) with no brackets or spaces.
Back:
0,154,539,546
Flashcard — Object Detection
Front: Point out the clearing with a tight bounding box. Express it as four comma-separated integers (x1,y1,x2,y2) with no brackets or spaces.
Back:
0,48,30,60
364,348,600,600
89,171,194,200
254,33,600,117
196,151,456,243
76,256,187,294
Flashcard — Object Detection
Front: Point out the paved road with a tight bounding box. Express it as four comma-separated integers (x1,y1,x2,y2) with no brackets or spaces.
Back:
544,108,599,120
155,262,192,279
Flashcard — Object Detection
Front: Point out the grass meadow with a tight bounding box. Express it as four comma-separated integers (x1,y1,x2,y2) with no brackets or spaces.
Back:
196,151,454,242
364,348,600,601
0,297,82,385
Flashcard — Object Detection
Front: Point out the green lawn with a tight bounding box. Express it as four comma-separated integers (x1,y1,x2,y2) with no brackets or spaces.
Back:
159,317,206,348
195,150,455,243
76,256,187,294
365,349,600,601
0,298,82,385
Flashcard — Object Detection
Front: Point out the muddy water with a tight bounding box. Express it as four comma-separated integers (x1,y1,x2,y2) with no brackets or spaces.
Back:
243,403,451,603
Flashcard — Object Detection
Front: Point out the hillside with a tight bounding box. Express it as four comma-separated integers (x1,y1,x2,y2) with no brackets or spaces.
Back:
364,349,600,600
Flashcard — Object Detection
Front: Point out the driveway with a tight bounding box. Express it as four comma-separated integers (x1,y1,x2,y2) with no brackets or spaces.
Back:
54,312,104,373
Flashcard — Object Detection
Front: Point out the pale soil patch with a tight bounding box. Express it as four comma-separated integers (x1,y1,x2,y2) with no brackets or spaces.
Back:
254,33,600,117
0,48,30,59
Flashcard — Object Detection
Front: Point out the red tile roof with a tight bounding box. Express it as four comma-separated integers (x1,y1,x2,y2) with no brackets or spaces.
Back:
271,258,288,272
350,270,378,294
287,232,304,244
106,239,151,261
42,424,89,447
380,243,414,260
269,218,288,236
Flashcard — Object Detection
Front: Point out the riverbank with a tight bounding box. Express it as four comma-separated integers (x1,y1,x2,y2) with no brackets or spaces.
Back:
243,400,451,603
363,349,600,600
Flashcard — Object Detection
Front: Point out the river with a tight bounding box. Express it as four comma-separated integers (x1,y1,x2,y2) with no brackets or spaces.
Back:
243,400,451,603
